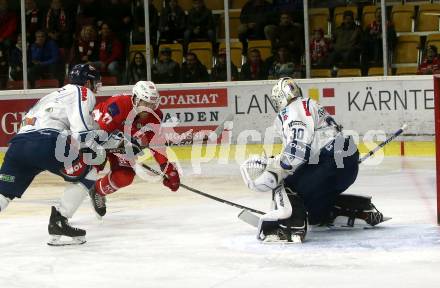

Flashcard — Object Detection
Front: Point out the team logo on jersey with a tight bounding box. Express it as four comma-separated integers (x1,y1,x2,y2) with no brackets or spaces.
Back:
0,174,15,183
108,102,120,117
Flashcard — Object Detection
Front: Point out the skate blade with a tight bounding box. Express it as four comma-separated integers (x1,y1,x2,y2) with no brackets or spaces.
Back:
47,235,86,246
261,235,303,244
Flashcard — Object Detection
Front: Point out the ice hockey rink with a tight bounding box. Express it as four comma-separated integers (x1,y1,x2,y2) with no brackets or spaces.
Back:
0,156,439,288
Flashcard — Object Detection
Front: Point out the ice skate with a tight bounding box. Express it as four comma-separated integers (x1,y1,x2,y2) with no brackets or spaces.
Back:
88,186,106,219
47,206,86,246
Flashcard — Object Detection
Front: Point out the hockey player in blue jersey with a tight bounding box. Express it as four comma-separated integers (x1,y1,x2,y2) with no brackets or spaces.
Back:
0,64,102,246
240,77,387,243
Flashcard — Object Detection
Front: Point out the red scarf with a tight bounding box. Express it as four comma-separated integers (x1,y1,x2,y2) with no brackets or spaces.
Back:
78,40,95,57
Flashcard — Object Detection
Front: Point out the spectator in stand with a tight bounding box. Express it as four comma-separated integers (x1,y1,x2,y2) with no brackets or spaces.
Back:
132,0,159,47
159,0,185,44
126,51,148,84
417,45,440,75
69,24,99,66
75,0,101,34
28,30,62,88
44,0,74,48
180,52,209,83
0,0,18,48
268,46,300,79
310,28,331,66
363,7,396,66
327,10,362,68
98,0,132,42
25,0,44,44
240,48,267,80
211,48,239,81
269,12,304,64
152,47,180,83
0,43,8,89
238,0,274,53
96,22,123,80
9,34,25,81
184,0,215,52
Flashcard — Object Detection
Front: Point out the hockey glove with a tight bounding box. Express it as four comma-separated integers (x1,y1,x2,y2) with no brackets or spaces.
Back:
160,162,180,192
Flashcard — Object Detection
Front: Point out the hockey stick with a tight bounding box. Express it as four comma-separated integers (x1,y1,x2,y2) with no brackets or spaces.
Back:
358,124,407,163
106,113,235,155
140,163,265,215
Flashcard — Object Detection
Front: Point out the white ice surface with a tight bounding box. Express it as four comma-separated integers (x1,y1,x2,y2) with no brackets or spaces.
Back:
0,156,439,288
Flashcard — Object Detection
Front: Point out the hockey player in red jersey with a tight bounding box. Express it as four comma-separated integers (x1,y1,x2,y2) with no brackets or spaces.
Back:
89,80,180,217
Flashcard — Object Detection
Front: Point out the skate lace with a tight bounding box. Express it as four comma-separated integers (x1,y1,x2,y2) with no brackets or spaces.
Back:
366,204,383,225
94,193,106,208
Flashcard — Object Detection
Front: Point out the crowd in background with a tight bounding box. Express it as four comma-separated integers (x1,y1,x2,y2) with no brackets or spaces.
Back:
0,0,437,90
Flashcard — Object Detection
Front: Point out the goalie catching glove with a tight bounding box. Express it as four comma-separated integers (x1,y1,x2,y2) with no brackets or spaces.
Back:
160,162,180,192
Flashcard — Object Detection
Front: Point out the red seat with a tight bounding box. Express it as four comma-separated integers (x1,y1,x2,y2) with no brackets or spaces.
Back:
101,76,118,86
35,79,59,89
6,80,24,90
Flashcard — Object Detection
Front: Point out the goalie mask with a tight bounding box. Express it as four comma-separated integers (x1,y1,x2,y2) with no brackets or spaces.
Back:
132,81,160,112
270,77,302,112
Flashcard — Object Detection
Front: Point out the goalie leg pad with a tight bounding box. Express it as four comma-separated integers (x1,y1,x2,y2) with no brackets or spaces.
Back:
332,194,388,227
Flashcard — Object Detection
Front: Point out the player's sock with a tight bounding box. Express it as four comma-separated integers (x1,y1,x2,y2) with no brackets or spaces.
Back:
57,183,88,218
47,206,86,246
0,194,11,212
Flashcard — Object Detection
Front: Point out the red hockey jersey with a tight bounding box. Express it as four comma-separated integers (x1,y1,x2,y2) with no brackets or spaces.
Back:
93,94,168,165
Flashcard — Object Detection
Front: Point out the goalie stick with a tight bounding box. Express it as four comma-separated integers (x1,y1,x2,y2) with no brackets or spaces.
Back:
140,163,265,215
238,124,407,227
358,124,407,163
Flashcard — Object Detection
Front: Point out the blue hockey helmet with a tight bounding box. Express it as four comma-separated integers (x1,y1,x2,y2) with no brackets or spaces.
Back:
69,64,101,92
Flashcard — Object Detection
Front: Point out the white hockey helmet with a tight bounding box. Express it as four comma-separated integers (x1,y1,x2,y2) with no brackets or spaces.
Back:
132,81,160,110
270,77,302,112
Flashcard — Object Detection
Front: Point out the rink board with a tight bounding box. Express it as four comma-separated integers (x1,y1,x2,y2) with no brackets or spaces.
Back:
0,76,436,165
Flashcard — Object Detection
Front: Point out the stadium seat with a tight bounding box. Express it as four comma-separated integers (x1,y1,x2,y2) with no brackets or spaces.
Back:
101,76,118,86
205,0,223,10
417,4,440,32
310,69,332,78
336,68,362,77
188,41,213,68
395,66,417,75
426,33,440,51
35,79,59,89
367,67,391,76
219,10,241,39
179,0,193,12
219,42,243,68
391,5,415,32
393,35,420,64
158,43,184,64
309,8,330,35
247,40,272,61
232,0,247,9
152,0,163,11
6,80,23,90
362,5,379,29
334,6,358,28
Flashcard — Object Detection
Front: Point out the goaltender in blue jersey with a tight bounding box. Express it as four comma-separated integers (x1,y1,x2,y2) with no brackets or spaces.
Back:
240,77,389,243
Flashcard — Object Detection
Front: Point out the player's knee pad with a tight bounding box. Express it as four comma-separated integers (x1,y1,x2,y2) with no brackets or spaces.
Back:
0,194,11,212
